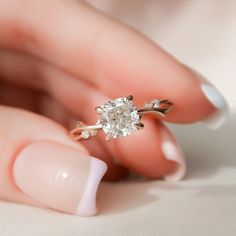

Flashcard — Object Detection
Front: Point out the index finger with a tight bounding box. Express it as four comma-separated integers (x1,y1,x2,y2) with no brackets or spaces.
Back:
0,0,227,127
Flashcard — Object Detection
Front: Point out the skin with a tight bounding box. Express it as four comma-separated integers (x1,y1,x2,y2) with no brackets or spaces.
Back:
0,0,217,213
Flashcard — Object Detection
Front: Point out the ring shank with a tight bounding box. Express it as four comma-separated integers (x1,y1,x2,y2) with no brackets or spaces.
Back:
69,123,103,140
138,100,173,116
69,99,173,141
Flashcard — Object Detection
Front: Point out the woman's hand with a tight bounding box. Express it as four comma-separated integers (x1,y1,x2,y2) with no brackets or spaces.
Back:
0,0,227,216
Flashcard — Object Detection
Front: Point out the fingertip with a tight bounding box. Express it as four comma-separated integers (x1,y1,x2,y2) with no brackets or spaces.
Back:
76,157,107,216
13,142,107,216
107,119,184,180
184,67,229,128
200,84,229,129
160,126,186,181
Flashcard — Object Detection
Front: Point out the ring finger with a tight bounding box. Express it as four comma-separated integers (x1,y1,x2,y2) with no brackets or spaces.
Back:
0,50,182,179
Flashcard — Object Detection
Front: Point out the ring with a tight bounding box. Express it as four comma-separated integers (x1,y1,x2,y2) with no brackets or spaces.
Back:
69,95,173,141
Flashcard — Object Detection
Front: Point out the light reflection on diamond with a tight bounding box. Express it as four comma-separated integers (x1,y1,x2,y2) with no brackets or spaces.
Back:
98,97,140,139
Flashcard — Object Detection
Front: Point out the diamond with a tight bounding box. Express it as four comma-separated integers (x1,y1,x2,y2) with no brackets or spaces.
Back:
152,99,160,108
98,97,140,139
81,130,90,139
145,99,160,109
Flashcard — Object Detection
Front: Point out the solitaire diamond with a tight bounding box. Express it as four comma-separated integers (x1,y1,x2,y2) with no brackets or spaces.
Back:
70,96,173,141
97,97,141,139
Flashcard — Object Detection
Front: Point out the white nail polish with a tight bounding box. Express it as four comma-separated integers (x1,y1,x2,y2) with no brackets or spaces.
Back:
201,84,227,109
76,158,107,216
188,68,229,129
201,84,229,129
161,130,186,181
202,110,227,130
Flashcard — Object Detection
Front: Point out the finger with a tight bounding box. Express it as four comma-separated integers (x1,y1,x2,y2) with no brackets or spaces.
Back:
38,95,129,181
0,106,107,216
0,49,104,122
0,1,227,126
0,52,182,179
38,67,183,180
0,52,129,181
0,80,39,111
106,119,186,180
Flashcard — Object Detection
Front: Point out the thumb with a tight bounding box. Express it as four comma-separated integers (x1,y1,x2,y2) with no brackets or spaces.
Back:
0,106,107,216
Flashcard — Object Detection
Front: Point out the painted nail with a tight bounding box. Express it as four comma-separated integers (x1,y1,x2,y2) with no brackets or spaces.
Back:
189,68,229,129
161,128,186,181
13,142,107,216
201,84,229,129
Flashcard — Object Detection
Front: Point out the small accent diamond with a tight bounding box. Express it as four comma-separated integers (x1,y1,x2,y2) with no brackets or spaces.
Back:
145,99,160,109
81,130,90,139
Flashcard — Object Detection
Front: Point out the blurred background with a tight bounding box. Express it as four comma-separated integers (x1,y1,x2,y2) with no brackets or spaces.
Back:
1,1,235,235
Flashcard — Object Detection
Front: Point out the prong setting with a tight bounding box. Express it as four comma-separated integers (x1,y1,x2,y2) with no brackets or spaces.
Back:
136,122,144,130
70,96,173,141
95,106,104,115
127,95,133,101
105,133,114,141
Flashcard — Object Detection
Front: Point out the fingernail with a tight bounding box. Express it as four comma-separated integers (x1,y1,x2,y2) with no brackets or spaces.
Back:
13,142,107,216
189,67,229,129
201,84,229,129
161,129,186,181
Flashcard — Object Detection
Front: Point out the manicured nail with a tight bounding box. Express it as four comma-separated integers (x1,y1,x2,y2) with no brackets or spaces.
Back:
189,68,228,129
201,84,228,129
161,128,186,181
13,142,107,216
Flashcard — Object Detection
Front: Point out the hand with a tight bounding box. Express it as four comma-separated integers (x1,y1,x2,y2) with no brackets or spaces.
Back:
0,0,227,216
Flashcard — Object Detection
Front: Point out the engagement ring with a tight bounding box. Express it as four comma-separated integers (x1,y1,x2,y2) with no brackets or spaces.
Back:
70,95,173,141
